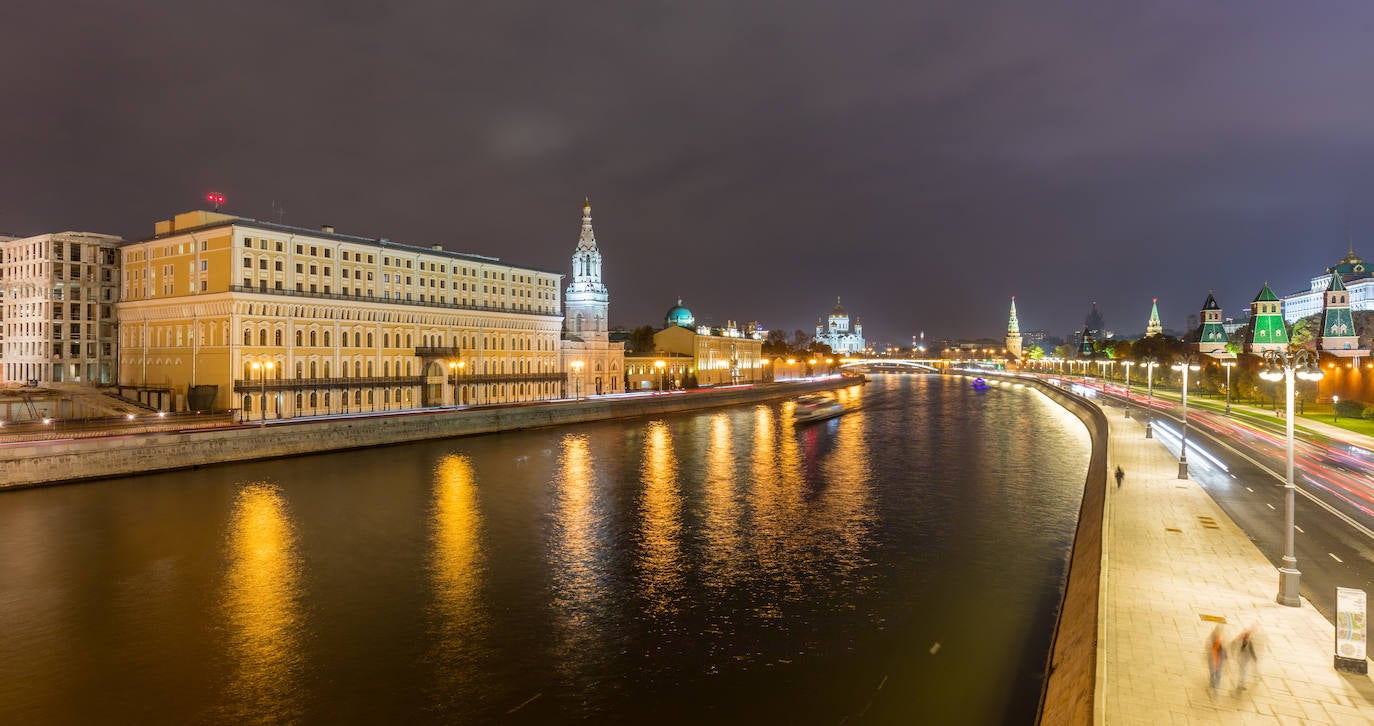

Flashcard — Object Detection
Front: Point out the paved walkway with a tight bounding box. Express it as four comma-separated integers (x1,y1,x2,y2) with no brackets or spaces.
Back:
1099,406,1374,724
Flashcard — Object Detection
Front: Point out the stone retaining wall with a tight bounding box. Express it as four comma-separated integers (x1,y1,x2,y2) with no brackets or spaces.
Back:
1,378,859,490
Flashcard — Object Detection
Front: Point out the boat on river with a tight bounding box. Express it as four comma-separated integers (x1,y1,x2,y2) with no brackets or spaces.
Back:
972,377,990,391
794,394,845,424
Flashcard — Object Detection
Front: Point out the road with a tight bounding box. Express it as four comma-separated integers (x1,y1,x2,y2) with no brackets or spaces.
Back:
1089,383,1374,621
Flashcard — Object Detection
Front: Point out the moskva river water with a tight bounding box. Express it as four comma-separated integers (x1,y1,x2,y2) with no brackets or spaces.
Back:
0,375,1089,724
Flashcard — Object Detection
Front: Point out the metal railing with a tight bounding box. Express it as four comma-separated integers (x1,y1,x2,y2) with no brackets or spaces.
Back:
0,410,238,443
232,376,424,393
227,285,556,318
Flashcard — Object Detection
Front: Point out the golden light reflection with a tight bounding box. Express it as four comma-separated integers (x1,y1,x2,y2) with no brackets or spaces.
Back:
429,454,487,696
702,414,739,586
220,482,303,721
749,402,807,597
817,411,876,573
639,420,683,614
550,434,608,681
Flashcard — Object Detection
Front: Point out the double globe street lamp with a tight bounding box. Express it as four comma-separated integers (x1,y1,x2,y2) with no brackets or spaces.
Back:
1171,354,1201,479
1258,349,1324,607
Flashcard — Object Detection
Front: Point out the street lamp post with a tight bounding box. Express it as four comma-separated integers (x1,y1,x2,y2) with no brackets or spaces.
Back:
1334,394,1340,423
571,360,584,400
1171,354,1201,478
449,360,466,405
1121,361,1135,400
654,359,666,391
1222,360,1236,415
250,360,274,427
1259,349,1323,607
1143,357,1160,438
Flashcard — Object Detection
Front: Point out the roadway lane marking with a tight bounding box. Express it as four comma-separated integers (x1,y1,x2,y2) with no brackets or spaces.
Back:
1331,553,1344,563
1246,486,1254,492
1267,503,1276,510
1296,525,1305,534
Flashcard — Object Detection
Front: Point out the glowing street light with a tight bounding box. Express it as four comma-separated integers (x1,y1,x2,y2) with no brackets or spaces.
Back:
1142,357,1160,439
571,359,585,400
1259,348,1323,607
1221,359,1236,415
1171,354,1201,478
653,359,666,391
250,360,275,426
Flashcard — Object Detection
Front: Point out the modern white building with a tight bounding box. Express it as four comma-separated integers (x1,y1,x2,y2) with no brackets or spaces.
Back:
1283,246,1374,322
814,297,865,354
1,232,122,386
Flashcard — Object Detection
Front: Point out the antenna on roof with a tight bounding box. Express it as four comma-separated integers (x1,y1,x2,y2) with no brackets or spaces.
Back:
271,200,287,224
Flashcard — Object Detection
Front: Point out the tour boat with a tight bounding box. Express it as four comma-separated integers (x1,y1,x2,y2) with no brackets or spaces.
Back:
971,377,990,391
794,394,845,424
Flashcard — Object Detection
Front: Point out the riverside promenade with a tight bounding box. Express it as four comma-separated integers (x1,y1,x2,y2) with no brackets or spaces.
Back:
1100,405,1374,723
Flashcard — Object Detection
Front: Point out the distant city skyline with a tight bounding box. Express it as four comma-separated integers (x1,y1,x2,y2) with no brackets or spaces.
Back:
5,3,1374,341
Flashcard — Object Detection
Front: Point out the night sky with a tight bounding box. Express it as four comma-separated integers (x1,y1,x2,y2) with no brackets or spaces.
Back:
5,2,1374,344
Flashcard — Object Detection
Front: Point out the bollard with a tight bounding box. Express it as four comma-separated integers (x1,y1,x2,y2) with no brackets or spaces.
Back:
1145,420,1153,439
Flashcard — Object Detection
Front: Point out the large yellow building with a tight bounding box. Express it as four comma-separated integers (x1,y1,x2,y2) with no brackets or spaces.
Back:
624,300,764,389
118,211,565,417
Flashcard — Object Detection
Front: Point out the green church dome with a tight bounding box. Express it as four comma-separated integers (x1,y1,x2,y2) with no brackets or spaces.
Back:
665,299,695,329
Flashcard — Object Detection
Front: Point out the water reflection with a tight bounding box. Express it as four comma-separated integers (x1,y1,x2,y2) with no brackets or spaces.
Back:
701,414,739,587
428,454,487,707
638,421,683,614
550,434,609,690
817,409,875,575
220,482,304,722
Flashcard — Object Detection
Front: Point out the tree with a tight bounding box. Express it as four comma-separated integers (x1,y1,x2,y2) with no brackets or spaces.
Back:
1290,314,1321,349
1053,344,1076,360
1026,345,1045,360
763,329,790,356
628,325,657,353
791,329,811,350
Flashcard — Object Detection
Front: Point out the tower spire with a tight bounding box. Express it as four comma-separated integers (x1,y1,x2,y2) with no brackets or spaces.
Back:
1146,297,1162,337
578,197,596,251
1005,295,1023,360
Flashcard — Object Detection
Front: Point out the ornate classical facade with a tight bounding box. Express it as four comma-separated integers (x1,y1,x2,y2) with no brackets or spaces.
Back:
1283,245,1374,322
814,297,865,354
560,199,623,396
118,210,565,415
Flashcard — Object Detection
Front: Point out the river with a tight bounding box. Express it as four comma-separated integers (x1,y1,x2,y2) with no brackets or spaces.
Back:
0,374,1089,724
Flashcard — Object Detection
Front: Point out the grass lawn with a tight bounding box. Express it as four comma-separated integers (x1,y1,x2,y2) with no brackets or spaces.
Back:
1119,385,1374,441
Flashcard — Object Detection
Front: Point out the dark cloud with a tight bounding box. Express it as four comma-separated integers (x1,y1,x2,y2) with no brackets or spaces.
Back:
4,1,1374,342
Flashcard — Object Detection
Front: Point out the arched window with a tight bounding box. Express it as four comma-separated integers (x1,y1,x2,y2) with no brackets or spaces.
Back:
355,361,362,377
383,333,390,348
384,361,390,377
310,330,318,346
367,332,374,347
244,329,253,346
309,392,317,407
383,389,391,404
367,389,374,404
355,390,362,405
243,395,252,412
243,362,252,380
295,330,303,346
406,334,412,347
355,332,361,347
295,392,303,409
259,329,267,346
309,361,317,378
323,391,330,407
295,361,303,378
395,388,402,403
367,361,374,376
275,329,283,346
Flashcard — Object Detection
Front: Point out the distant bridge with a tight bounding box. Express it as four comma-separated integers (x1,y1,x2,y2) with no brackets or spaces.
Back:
838,359,943,373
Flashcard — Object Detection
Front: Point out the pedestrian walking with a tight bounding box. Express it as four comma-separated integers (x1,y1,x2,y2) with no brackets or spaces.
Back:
1115,465,1125,488
1233,626,1258,691
1207,625,1227,695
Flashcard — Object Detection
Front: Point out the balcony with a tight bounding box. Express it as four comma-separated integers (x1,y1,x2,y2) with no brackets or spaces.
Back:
232,375,424,393
228,285,554,317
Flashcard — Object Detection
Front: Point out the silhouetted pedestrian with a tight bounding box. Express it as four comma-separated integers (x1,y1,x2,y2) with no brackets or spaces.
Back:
1233,626,1258,691
1115,466,1125,488
1207,625,1227,695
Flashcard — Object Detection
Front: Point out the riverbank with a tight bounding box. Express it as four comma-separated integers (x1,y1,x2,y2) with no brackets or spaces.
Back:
0,377,861,490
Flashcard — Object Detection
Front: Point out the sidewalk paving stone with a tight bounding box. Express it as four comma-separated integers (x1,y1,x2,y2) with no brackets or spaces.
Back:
1099,407,1374,724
